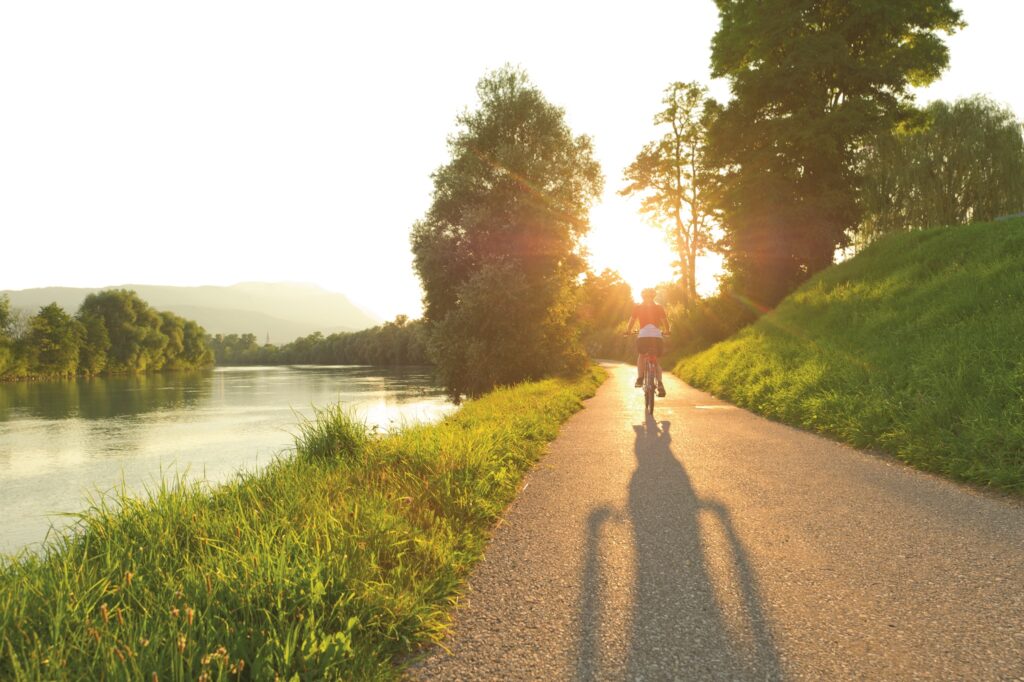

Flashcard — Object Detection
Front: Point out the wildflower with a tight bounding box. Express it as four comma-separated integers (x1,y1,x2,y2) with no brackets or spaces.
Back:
177,633,187,654
99,603,110,624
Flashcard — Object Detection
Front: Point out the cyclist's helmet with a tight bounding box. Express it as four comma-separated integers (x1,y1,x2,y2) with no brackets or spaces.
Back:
641,288,657,302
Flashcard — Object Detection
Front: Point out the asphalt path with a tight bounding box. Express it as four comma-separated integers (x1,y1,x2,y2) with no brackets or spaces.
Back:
410,364,1024,680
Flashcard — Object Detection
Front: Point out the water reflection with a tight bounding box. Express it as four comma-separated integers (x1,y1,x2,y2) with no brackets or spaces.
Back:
0,372,211,421
0,366,453,555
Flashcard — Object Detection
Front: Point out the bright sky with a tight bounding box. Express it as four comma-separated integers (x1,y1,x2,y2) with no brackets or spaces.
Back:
2,1,1020,320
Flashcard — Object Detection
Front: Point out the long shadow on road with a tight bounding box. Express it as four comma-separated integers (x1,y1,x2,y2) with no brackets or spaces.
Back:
578,416,783,680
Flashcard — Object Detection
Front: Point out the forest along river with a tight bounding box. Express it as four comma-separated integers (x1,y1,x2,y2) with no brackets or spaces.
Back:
0,366,455,555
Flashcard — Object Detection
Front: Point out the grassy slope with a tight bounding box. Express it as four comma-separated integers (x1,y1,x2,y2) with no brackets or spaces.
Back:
677,219,1024,494
0,367,604,680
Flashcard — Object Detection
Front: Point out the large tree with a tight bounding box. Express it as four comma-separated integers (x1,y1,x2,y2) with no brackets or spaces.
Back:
858,96,1024,243
709,0,963,306
411,66,603,395
25,303,83,378
622,82,717,309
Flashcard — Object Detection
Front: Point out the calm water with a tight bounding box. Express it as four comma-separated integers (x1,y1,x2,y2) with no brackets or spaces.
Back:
0,366,454,555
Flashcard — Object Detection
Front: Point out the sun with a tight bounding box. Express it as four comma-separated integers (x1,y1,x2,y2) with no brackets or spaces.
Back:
584,199,722,300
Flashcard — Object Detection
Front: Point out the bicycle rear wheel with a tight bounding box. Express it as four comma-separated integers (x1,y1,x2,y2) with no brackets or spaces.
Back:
644,359,656,414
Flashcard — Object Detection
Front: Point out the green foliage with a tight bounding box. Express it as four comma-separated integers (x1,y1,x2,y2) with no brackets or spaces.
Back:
0,296,18,377
677,218,1024,493
667,290,760,360
0,367,604,679
575,269,635,359
79,290,164,372
24,304,83,378
858,96,1024,244
209,317,430,366
77,311,111,376
0,290,213,381
411,66,603,396
708,0,963,307
622,82,718,308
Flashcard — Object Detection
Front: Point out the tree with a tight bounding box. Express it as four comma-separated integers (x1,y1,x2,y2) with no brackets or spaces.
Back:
77,289,212,373
709,0,963,307
575,269,634,359
77,311,110,376
857,96,1024,243
622,82,718,309
26,303,83,378
411,66,603,395
0,295,17,377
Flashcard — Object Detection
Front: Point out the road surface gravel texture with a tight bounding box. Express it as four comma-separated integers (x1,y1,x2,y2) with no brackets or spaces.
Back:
409,364,1024,681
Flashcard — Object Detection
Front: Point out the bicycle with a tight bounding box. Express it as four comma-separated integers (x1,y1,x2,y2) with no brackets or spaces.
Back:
627,332,669,415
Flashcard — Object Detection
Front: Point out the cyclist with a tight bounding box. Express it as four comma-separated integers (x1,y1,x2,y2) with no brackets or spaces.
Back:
625,288,669,397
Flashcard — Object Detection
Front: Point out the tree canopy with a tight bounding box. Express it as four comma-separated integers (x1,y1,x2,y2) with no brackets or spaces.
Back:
858,96,1024,243
411,66,603,395
709,0,963,306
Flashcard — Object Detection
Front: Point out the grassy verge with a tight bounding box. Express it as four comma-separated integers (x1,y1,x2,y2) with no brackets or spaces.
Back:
0,367,605,680
676,219,1024,494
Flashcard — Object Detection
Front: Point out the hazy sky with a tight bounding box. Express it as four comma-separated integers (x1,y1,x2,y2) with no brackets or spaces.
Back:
2,1,1020,320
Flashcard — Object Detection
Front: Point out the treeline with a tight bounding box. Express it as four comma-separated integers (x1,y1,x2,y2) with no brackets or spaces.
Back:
0,289,214,381
209,316,430,366
857,96,1024,246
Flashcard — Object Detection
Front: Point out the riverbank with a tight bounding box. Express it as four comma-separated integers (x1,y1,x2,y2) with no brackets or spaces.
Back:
0,366,604,679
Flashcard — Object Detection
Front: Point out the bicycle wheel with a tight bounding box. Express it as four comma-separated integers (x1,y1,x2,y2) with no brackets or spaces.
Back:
644,359,656,414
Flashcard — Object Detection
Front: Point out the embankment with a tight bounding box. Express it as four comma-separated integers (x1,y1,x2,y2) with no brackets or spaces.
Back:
677,218,1024,494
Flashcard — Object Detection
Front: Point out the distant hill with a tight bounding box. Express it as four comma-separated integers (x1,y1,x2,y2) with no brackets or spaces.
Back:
1,282,379,343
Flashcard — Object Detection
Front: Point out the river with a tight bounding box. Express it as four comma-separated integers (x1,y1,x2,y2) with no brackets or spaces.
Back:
0,365,454,556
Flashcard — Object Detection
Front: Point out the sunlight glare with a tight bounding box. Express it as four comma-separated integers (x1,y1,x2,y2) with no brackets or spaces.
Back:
585,198,723,300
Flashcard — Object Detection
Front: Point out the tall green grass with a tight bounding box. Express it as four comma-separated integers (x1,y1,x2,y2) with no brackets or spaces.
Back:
0,367,604,680
677,219,1024,493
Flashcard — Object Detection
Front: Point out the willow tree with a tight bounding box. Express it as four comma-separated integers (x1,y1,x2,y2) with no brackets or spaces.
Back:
622,82,717,309
411,66,603,395
710,0,963,306
858,96,1024,244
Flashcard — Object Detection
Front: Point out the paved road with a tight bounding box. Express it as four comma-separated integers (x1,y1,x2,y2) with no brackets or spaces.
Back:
410,364,1024,680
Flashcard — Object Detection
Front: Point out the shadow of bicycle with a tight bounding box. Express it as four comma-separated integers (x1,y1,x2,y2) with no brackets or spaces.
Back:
577,416,783,680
